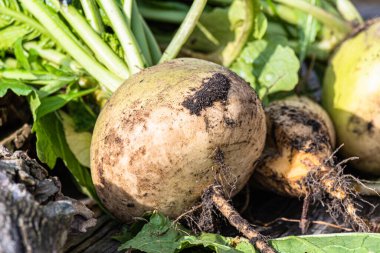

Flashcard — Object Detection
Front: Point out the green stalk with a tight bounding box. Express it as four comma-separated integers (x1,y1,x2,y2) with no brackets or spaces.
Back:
123,0,133,27
80,0,105,33
159,0,207,63
131,0,152,66
321,1,342,18
273,0,352,34
20,0,122,92
332,0,364,25
138,1,190,12
221,0,255,67
59,4,130,79
261,2,301,25
287,40,330,60
138,5,187,24
97,0,146,73
140,16,162,64
0,69,75,83
196,22,219,46
24,42,83,74
208,0,233,5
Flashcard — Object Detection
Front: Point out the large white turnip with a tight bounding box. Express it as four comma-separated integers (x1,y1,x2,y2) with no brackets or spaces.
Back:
90,58,266,222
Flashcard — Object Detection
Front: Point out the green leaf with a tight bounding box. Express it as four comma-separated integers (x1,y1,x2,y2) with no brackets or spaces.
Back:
270,233,380,253
35,87,97,120
0,78,33,97
113,218,150,243
179,233,255,253
38,79,74,98
230,38,300,100
66,99,97,132
120,213,380,253
33,112,98,199
253,11,268,40
119,213,186,253
14,37,31,70
0,25,32,50
60,111,92,168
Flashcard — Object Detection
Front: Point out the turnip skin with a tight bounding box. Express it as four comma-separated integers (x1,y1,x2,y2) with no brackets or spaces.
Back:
90,58,266,222
322,20,380,175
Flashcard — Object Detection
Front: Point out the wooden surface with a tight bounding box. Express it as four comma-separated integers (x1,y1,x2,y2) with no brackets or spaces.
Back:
64,215,122,253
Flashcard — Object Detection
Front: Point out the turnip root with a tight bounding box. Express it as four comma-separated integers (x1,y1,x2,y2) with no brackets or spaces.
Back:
322,20,380,175
90,58,266,221
253,96,369,232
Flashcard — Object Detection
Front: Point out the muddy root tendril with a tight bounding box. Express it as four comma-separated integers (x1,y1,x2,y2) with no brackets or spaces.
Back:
303,157,370,232
175,148,277,253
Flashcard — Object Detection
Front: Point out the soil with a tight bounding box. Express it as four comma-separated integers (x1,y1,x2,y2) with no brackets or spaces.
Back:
182,73,231,116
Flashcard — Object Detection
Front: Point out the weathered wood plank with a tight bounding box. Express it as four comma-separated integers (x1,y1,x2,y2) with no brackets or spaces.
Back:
64,215,122,253
0,147,96,253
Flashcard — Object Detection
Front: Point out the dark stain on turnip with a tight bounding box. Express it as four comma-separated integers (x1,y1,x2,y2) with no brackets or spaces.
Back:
95,149,106,186
223,117,237,127
348,115,374,135
367,121,374,132
269,105,331,154
213,147,225,164
182,73,231,116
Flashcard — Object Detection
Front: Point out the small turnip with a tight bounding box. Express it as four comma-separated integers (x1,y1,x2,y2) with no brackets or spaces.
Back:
253,96,368,232
90,58,266,222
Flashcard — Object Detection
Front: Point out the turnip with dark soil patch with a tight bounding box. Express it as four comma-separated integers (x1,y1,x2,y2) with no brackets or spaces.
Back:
91,58,276,252
91,58,265,220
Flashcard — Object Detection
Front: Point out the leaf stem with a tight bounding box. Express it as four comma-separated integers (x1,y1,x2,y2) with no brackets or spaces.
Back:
333,0,364,25
20,0,123,92
159,0,207,63
80,0,105,34
273,0,352,35
59,4,130,79
261,2,300,25
0,70,75,84
138,5,187,24
24,42,83,74
131,0,152,66
140,15,162,64
221,0,255,67
123,0,133,27
96,0,146,73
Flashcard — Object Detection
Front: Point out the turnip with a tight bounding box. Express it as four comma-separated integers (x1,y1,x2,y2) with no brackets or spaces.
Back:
253,96,369,232
322,20,380,175
91,57,265,219
90,58,276,252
